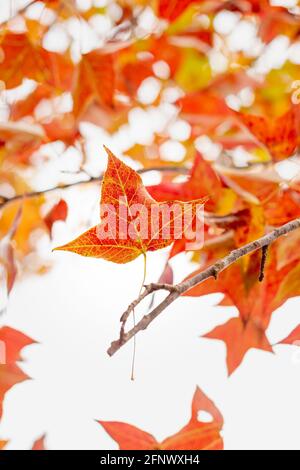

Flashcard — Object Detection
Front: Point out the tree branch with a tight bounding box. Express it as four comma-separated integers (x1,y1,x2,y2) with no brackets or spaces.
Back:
0,165,188,209
107,217,300,356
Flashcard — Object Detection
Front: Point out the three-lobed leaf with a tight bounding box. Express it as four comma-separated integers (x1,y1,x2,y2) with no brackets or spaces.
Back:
55,147,206,263
99,387,223,450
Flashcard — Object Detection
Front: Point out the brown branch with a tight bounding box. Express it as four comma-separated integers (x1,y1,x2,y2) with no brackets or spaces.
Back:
0,165,188,209
119,283,180,341
107,217,300,356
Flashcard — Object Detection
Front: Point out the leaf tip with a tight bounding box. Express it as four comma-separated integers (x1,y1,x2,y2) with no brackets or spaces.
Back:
52,244,66,253
103,144,116,162
103,144,111,155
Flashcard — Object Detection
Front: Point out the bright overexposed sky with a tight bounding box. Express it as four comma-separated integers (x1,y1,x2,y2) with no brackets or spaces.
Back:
1,0,300,450
1,246,300,450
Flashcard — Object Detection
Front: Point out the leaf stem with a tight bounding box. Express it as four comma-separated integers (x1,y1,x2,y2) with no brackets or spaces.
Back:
130,252,147,381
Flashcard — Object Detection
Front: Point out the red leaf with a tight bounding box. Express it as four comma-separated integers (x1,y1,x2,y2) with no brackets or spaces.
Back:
160,387,223,450
0,33,73,90
0,327,34,417
10,85,52,121
99,421,157,450
43,115,79,145
55,147,206,263
32,435,46,450
0,440,7,450
147,152,224,212
99,387,223,450
277,326,300,346
237,108,299,161
184,248,300,374
158,0,198,21
44,199,68,233
0,205,22,295
177,92,231,119
73,51,114,118
204,317,272,376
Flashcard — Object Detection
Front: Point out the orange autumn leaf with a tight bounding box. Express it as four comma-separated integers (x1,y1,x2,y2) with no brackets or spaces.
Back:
0,327,34,417
148,261,174,309
177,92,232,120
119,61,154,98
0,121,44,165
237,108,299,161
0,440,7,450
99,387,223,450
221,173,300,227
147,153,237,258
55,147,206,263
32,435,46,450
259,10,300,44
184,249,300,374
273,262,300,309
204,317,272,376
44,199,68,234
0,205,22,295
158,261,174,285
0,32,73,90
233,205,265,248
0,198,45,255
277,325,300,346
275,227,300,269
10,84,52,121
147,152,225,212
158,0,198,21
0,32,44,89
101,422,156,450
263,189,300,226
73,51,114,118
42,114,79,146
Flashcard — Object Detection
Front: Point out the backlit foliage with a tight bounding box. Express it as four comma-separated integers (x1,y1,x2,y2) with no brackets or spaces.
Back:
1,0,300,450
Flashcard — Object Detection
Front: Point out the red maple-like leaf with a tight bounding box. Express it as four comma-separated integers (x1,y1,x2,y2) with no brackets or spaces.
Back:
224,173,300,226
55,147,206,263
184,248,300,374
99,387,223,450
73,51,114,118
147,152,224,212
237,108,299,161
0,327,34,417
0,32,73,90
44,199,68,234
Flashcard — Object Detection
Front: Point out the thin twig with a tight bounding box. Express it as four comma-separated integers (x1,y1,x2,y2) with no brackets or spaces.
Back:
120,282,180,332
0,166,188,209
107,217,300,356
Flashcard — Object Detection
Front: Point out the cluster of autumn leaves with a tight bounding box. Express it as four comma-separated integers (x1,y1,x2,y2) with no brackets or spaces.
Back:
1,0,300,450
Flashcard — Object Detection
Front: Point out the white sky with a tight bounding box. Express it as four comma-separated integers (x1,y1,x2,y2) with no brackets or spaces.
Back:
1,0,300,450
0,245,299,450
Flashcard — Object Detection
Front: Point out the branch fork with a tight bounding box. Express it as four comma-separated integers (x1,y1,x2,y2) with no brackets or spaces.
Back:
118,283,181,342
108,217,300,357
